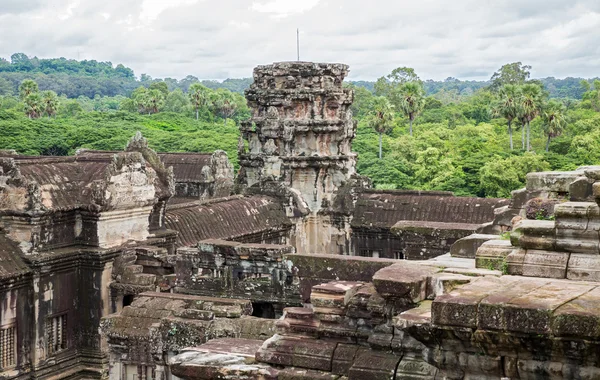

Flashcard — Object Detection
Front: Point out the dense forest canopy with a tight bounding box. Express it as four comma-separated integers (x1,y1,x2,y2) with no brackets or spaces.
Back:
2,53,600,198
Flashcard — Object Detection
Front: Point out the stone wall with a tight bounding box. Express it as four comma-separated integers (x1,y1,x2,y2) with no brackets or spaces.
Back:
174,239,301,315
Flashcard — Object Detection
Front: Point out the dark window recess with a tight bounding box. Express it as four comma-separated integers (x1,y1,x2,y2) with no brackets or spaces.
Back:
0,324,16,369
251,302,276,319
46,313,67,355
358,249,372,257
123,294,135,308
358,249,380,258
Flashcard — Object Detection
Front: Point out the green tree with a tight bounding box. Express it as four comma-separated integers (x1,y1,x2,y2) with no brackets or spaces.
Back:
396,82,426,136
164,88,189,113
131,87,150,114
581,79,600,111
188,83,210,120
519,84,544,151
41,90,59,118
491,84,520,149
146,89,165,114
211,90,238,125
24,92,43,118
367,97,395,159
374,67,420,97
149,81,169,98
19,79,38,99
541,100,567,152
490,62,531,91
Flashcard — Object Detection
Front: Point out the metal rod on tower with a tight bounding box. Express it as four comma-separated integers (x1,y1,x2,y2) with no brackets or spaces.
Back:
297,28,300,61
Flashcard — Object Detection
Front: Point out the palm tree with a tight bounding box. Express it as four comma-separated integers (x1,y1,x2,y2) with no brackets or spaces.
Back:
492,84,519,149
368,97,394,159
146,89,164,114
188,83,210,120
24,93,43,119
19,79,38,100
396,82,425,136
541,101,567,152
41,90,59,118
519,84,544,151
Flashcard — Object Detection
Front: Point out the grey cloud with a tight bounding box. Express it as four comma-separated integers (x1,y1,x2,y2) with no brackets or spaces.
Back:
0,0,43,15
1,0,600,81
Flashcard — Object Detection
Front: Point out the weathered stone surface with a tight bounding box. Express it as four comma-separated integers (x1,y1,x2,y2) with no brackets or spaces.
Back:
502,281,595,334
256,334,337,371
510,219,556,250
552,286,600,339
477,277,550,331
475,239,513,270
431,276,510,328
510,249,570,279
372,262,440,302
569,176,595,201
567,254,600,282
332,343,360,376
526,171,581,193
450,233,500,259
347,350,400,380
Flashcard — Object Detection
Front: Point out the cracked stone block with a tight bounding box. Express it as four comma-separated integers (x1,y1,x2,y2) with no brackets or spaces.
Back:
552,286,600,339
502,282,595,335
347,350,400,380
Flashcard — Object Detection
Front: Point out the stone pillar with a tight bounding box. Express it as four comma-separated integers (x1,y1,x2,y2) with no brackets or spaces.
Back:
238,62,358,254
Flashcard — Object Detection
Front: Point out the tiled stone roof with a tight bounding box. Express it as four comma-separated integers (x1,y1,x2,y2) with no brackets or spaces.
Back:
352,190,509,229
165,196,291,247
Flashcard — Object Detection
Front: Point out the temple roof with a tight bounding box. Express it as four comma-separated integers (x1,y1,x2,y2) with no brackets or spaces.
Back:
16,157,110,211
0,232,30,281
165,196,292,247
352,190,509,229
158,153,212,183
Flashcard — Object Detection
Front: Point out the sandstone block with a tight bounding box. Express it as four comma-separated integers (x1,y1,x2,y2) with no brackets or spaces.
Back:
555,228,599,254
503,282,595,334
552,286,600,339
478,278,550,331
526,171,580,193
475,239,513,271
347,350,400,380
395,355,438,379
450,234,500,259
569,176,594,201
510,220,556,250
372,262,439,303
567,254,600,282
332,343,360,376
431,277,507,328
518,250,570,279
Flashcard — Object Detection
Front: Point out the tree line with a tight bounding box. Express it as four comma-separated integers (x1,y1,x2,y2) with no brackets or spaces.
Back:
2,56,600,199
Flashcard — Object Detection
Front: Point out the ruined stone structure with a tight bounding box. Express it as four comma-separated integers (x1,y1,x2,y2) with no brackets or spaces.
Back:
77,149,234,201
0,62,514,380
237,62,359,255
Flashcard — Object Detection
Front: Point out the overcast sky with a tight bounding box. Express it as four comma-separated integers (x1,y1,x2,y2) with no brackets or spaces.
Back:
0,0,599,81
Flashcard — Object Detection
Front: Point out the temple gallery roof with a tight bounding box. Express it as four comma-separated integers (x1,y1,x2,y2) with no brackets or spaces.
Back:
0,232,30,281
352,190,510,229
165,195,292,247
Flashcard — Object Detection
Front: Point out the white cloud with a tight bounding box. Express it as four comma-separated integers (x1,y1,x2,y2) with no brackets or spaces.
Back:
251,0,321,16
0,0,599,81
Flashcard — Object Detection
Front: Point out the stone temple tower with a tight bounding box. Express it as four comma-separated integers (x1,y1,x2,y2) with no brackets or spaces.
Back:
237,62,360,254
